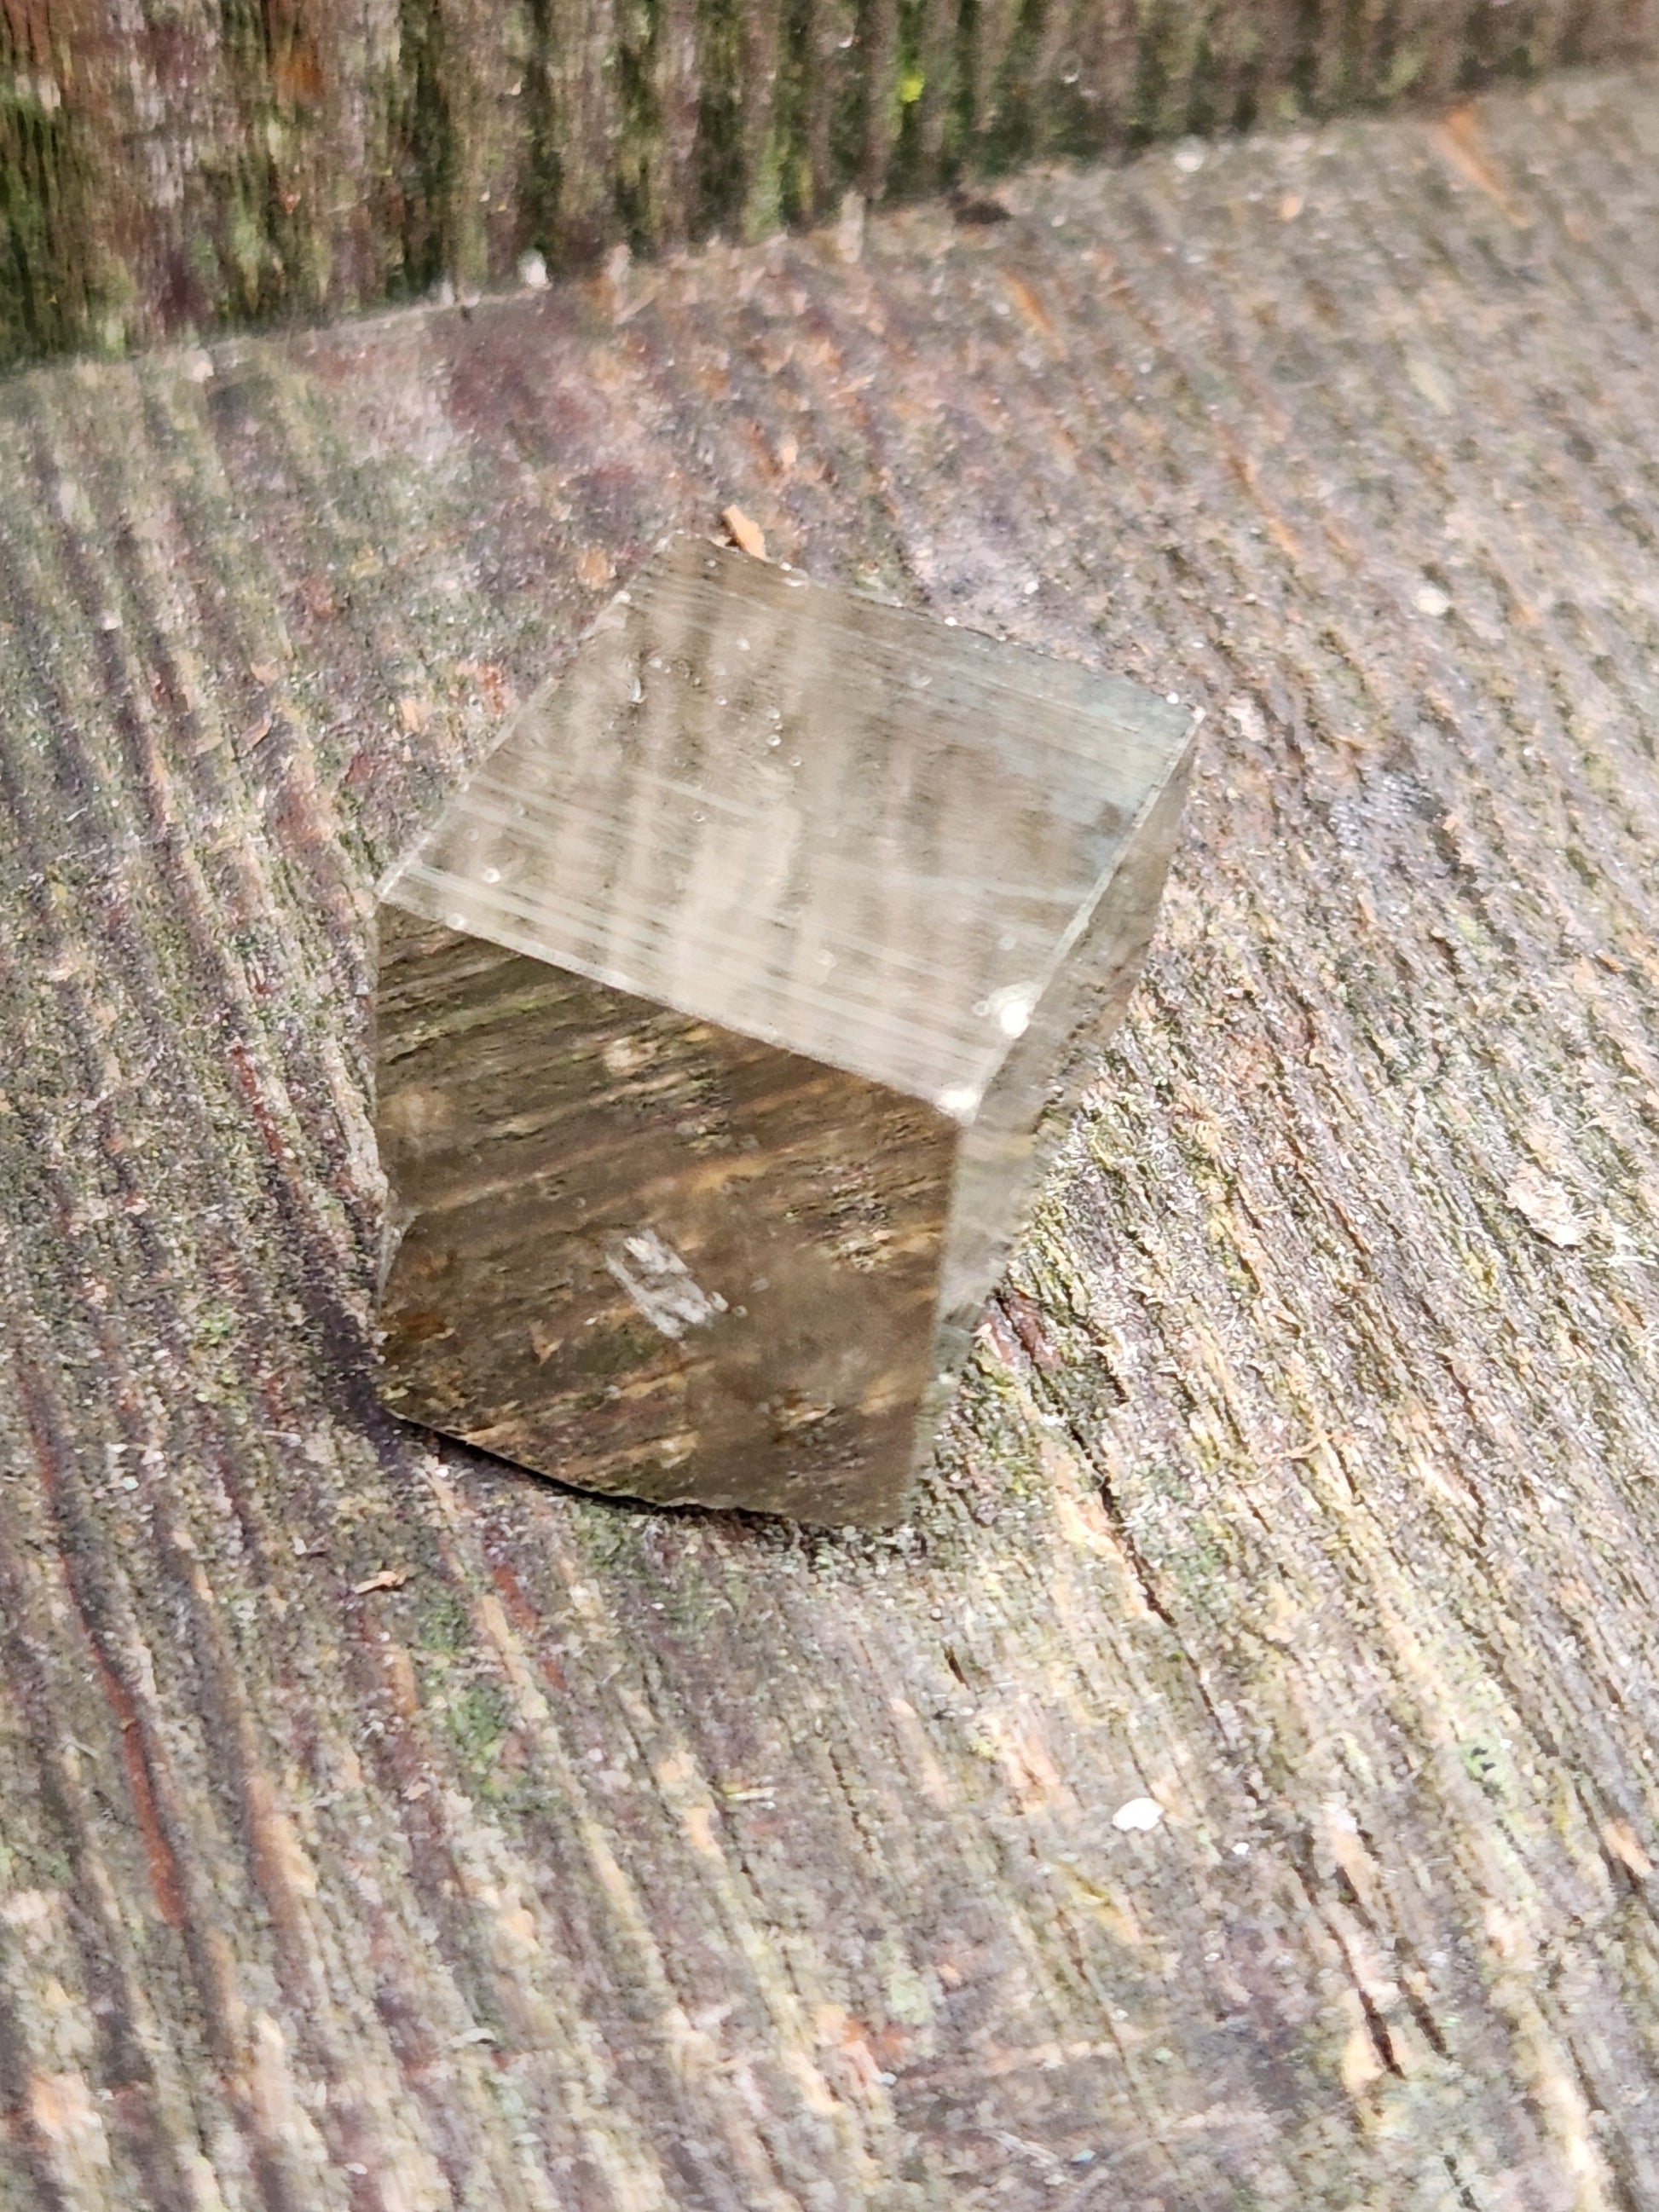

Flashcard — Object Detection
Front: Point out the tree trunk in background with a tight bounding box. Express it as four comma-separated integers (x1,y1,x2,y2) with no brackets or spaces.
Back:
1,0,1655,367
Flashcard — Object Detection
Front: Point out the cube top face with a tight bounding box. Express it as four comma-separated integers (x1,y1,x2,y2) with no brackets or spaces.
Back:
379,536,1195,1118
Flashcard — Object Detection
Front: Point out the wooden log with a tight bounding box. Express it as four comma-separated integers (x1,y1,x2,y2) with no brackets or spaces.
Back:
5,63,1659,2209
0,0,1654,367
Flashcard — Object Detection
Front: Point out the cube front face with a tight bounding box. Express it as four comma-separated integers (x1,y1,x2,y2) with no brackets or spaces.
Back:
376,907,958,1524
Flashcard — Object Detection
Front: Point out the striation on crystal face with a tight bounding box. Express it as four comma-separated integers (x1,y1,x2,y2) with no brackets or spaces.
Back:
373,536,1195,1525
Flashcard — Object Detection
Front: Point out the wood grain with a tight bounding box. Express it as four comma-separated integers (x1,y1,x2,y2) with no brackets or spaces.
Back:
6,65,1659,2208
1,0,1656,367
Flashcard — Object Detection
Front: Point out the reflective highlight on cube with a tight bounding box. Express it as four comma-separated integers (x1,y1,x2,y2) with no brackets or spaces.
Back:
374,538,1195,1524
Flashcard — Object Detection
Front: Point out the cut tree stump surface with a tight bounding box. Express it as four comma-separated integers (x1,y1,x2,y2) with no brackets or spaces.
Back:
4,67,1659,2211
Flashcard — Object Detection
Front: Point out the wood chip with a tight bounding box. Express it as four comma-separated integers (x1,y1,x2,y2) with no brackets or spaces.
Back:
352,1568,410,1595
721,505,766,560
835,190,864,266
1505,1164,1589,1249
1601,1818,1655,1880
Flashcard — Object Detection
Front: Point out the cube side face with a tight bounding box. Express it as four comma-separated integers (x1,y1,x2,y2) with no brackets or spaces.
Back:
938,736,1196,1368
375,904,958,1525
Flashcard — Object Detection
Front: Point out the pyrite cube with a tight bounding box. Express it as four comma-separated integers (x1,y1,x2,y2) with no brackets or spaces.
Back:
374,538,1194,1524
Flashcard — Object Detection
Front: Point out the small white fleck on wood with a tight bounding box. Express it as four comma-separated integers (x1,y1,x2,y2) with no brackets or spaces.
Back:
1506,1164,1589,1248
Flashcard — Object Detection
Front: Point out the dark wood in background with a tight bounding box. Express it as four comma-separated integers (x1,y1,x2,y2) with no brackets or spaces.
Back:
6,61,1659,2211
1,0,1655,367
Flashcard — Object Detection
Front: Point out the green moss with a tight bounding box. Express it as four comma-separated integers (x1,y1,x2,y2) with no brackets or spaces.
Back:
521,0,568,264
385,0,456,296
192,1302,241,1349
444,1680,512,1773
417,1585,473,1655
1381,44,1425,99
0,72,95,365
612,0,663,250
1460,1741,1505,1799
697,0,749,233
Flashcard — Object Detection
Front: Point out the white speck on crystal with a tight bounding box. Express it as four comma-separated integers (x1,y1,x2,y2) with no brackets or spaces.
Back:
605,1228,728,1340
976,984,1036,1036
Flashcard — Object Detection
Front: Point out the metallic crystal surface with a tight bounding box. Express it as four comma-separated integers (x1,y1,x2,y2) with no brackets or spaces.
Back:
374,537,1195,1523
